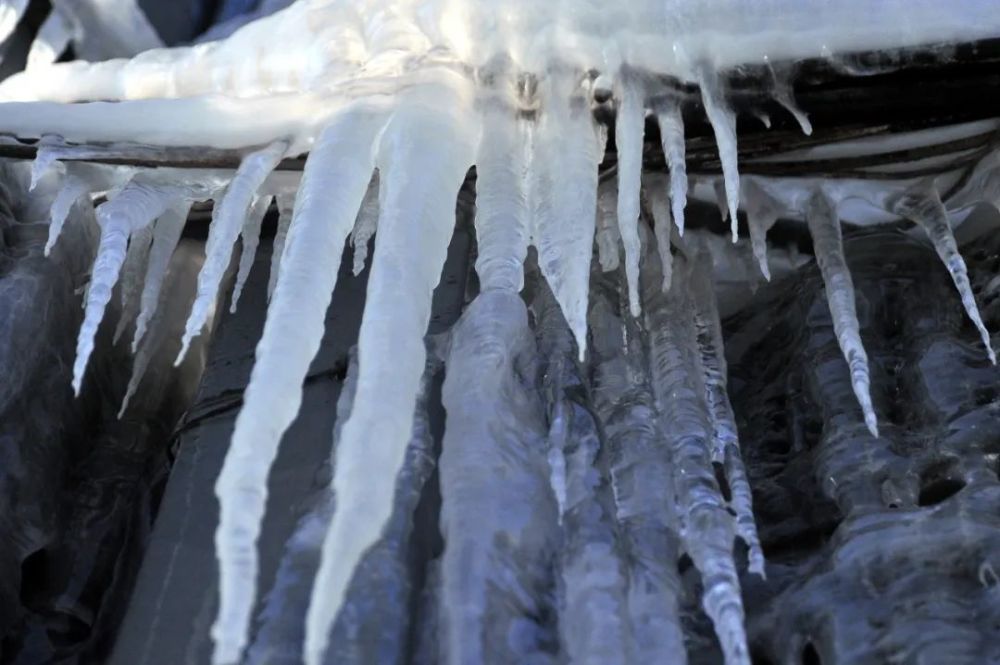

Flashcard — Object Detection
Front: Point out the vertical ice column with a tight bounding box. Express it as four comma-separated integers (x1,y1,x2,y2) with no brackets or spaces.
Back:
643,172,675,292
305,79,479,665
615,73,646,316
596,180,622,273
210,104,390,665
350,176,379,276
805,189,879,437
890,182,995,363
132,203,191,352
655,95,688,235
742,179,781,281
230,194,273,313
696,65,740,242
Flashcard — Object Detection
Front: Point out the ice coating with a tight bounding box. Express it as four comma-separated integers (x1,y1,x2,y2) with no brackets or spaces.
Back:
350,177,379,277
230,194,272,313
697,65,740,242
615,73,645,316
805,189,879,437
210,104,389,665
132,203,191,352
655,97,688,235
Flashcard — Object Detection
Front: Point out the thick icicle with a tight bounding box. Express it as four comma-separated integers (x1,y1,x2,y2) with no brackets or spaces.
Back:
26,9,71,70
474,99,530,292
696,65,740,242
72,177,177,394
643,173,674,292
112,223,154,344
304,80,477,665
615,73,645,316
350,177,379,277
655,95,688,235
643,250,751,665
210,104,389,665
688,255,764,576
177,141,287,363
890,182,995,363
805,189,879,437
267,193,293,301
596,180,622,273
532,72,603,359
45,173,90,256
742,179,781,281
132,203,190,352
230,195,272,313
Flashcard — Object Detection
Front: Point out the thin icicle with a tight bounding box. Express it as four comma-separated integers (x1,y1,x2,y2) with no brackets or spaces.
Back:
0,0,28,47
304,81,477,665
132,203,190,352
178,141,287,364
805,189,879,437
230,195,272,313
45,173,90,256
688,256,764,577
112,223,154,345
742,179,781,281
615,73,645,316
769,65,813,136
696,64,740,242
268,193,293,301
643,172,674,292
210,105,389,665
72,177,178,394
26,9,71,70
351,176,379,277
890,182,995,363
596,180,622,273
655,95,688,236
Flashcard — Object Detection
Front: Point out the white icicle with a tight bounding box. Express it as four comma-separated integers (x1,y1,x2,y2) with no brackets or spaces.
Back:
805,189,879,437
304,81,477,665
891,182,995,363
351,176,380,277
474,100,530,292
26,9,72,70
696,65,740,242
45,173,89,256
72,177,177,394
596,180,622,273
210,104,390,665
742,179,781,281
112,223,154,345
230,195,272,313
177,141,287,364
132,203,190,353
615,73,645,316
656,96,688,235
267,193,293,301
0,0,28,47
643,172,674,292
770,65,813,136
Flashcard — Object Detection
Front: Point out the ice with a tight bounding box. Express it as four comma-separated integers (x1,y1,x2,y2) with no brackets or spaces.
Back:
177,140,287,364
350,177,379,277
696,65,740,242
0,0,27,47
769,67,813,136
45,173,90,257
890,182,995,363
49,0,162,61
742,178,782,281
805,189,879,437
595,180,622,273
615,73,645,316
210,104,390,665
268,193,293,301
26,9,72,71
132,203,191,352
230,194,272,313
654,96,688,235
112,223,154,345
643,172,674,292
304,78,477,665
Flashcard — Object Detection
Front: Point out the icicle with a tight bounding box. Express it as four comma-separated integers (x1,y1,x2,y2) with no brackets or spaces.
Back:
72,178,177,394
474,100,530,292
210,105,389,665
304,81,477,665
615,73,645,316
267,193,293,301
696,64,740,242
714,179,730,222
230,195,272,313
742,179,781,281
805,189,879,437
26,9,71,70
643,172,674,292
655,95,688,235
132,203,190,352
769,65,813,136
688,257,764,576
0,0,28,47
596,180,622,273
890,182,995,363
350,177,379,277
45,173,89,256
112,223,154,345
531,71,603,360
177,140,287,364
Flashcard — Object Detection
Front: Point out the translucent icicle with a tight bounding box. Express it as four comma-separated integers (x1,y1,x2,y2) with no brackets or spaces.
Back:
696,65,740,242
890,183,995,363
615,74,645,316
596,180,622,273
132,203,190,352
350,177,379,277
769,66,813,136
112,223,154,345
688,257,764,576
742,179,781,281
45,174,89,256
72,178,177,394
178,141,287,364
0,0,28,47
304,85,477,665
210,106,388,665
26,9,71,70
805,189,879,437
643,172,674,292
230,195,272,313
267,193,293,301
655,96,688,235
474,101,530,292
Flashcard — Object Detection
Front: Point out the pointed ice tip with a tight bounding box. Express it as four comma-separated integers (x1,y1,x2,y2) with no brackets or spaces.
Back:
865,413,879,439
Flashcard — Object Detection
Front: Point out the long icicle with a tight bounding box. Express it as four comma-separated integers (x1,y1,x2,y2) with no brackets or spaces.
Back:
267,193,294,301
177,141,287,363
696,64,740,242
655,94,688,235
210,104,390,665
890,182,995,364
350,176,380,276
304,81,478,665
132,202,191,352
230,194,272,313
615,72,645,316
112,223,155,345
643,172,674,292
805,189,879,437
